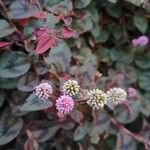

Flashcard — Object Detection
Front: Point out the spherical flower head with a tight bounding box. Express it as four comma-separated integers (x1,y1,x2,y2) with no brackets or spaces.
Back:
35,83,53,100
138,35,149,46
62,80,80,96
106,87,127,105
86,89,107,110
55,95,74,118
132,35,149,47
132,39,139,47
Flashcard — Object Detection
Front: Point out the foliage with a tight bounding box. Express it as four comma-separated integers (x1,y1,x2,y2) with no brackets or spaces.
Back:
0,0,150,149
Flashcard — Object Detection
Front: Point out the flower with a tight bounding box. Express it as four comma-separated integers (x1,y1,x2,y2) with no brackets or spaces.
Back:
35,83,53,100
86,89,107,110
62,80,80,96
132,35,149,47
128,87,137,98
55,95,74,118
106,87,127,105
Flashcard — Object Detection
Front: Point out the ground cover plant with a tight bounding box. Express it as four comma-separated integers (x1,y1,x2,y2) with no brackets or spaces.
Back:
0,0,150,149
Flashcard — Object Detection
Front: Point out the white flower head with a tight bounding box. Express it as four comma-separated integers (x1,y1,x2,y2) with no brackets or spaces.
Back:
86,89,107,110
35,83,53,100
62,80,80,96
106,87,127,105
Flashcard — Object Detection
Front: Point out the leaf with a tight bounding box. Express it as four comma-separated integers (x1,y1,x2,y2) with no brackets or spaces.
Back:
74,126,87,141
70,110,83,124
115,99,140,124
117,132,137,150
74,0,91,9
0,51,31,78
107,0,118,3
17,72,39,92
0,77,18,89
9,0,39,19
138,72,150,91
0,113,23,145
140,92,150,117
32,125,61,142
34,61,48,75
126,0,144,6
135,55,150,69
0,41,12,49
133,15,148,33
0,19,15,38
47,0,73,15
44,41,71,72
74,121,91,142
23,20,44,37
21,92,53,111
61,27,75,38
76,17,93,35
35,35,54,55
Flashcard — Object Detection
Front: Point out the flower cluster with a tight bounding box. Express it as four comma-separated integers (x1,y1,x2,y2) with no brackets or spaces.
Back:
35,83,53,100
86,87,127,109
106,88,127,105
86,89,107,110
35,80,127,117
62,79,80,96
132,35,149,47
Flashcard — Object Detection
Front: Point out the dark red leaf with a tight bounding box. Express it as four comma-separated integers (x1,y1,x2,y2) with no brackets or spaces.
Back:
61,27,75,38
35,35,53,54
18,19,29,27
0,41,12,49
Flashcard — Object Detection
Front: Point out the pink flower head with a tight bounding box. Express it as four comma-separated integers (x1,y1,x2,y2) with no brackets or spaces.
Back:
35,83,53,100
55,95,74,118
132,39,139,47
132,35,149,47
138,35,149,46
128,87,137,98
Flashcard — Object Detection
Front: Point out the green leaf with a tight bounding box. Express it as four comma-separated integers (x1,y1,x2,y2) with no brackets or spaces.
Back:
0,19,15,38
126,0,144,6
0,77,18,89
44,41,71,72
140,92,150,117
74,0,91,9
0,113,23,145
74,125,87,141
17,72,39,92
32,125,61,142
135,55,150,69
0,51,31,78
117,132,136,150
115,99,140,124
24,20,44,37
138,72,150,91
21,92,53,111
133,15,148,33
107,0,118,3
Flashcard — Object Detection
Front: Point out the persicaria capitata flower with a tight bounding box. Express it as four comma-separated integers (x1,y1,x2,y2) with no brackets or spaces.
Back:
106,87,127,105
35,83,53,100
132,35,149,47
62,80,80,96
55,95,74,118
86,89,107,110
